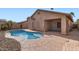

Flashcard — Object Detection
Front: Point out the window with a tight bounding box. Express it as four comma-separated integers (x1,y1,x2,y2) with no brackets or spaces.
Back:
57,22,61,28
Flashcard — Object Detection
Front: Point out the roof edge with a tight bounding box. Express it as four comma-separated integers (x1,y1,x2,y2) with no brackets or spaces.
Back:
31,9,73,22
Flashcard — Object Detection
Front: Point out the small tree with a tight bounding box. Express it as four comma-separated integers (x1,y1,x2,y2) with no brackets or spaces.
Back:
1,24,8,30
6,20,15,30
70,12,75,17
50,8,54,10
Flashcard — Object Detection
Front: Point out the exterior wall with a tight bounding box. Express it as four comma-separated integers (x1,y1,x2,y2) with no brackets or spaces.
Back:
61,16,67,34
12,23,21,29
12,21,28,29
28,13,42,31
21,22,28,29
28,10,73,34
67,17,73,31
28,17,33,30
44,21,50,31
28,11,65,32
39,11,64,32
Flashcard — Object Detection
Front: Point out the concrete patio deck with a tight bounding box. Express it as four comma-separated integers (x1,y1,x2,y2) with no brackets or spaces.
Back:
5,29,79,51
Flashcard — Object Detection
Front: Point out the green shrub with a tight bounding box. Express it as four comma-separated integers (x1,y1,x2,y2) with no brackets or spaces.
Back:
0,24,8,30
0,20,15,30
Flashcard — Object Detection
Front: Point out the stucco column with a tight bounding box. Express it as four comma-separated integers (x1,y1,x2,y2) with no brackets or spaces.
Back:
61,16,67,34
41,20,45,32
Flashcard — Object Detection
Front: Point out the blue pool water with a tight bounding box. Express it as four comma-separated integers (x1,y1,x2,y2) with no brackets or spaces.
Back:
10,30,43,40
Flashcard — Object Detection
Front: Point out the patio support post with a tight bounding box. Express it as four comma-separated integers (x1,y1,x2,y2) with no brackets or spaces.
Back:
61,16,67,34
41,20,45,32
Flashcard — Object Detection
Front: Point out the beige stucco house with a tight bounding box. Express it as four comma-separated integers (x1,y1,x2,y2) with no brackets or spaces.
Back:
27,9,73,34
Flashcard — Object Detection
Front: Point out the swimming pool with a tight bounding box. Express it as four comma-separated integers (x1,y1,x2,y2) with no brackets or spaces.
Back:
10,30,43,40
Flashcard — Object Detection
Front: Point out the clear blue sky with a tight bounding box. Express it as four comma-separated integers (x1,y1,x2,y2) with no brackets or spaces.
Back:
0,8,78,22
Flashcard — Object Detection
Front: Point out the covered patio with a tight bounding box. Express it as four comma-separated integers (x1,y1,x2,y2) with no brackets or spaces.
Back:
43,17,67,34
44,18,61,32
